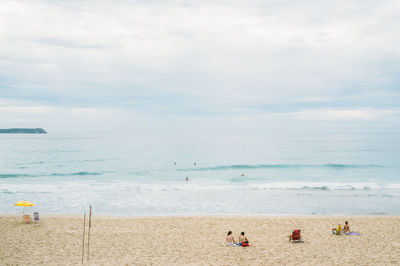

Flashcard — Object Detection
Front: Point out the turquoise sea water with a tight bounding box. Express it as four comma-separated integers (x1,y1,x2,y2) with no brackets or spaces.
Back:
0,133,399,215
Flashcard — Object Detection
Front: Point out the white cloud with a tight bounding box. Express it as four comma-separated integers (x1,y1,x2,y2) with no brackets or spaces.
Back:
0,0,399,133
235,108,400,122
292,108,400,121
0,106,50,113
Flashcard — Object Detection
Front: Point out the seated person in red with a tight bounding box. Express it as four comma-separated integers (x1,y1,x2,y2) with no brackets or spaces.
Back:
239,232,249,246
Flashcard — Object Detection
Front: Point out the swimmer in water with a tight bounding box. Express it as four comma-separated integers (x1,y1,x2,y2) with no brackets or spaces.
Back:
185,176,189,181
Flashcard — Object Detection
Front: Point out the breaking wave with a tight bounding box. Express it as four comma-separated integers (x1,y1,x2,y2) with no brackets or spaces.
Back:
178,163,383,171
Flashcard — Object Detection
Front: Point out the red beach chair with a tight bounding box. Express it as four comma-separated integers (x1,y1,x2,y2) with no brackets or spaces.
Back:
289,229,303,243
23,214,31,224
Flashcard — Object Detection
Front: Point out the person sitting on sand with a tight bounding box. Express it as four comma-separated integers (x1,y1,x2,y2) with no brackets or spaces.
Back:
238,232,249,246
332,224,342,235
343,221,350,234
226,231,237,246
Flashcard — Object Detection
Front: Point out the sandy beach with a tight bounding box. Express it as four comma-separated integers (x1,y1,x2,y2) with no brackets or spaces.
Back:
1,215,399,265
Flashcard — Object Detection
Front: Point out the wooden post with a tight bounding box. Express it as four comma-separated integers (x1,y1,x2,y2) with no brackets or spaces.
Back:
87,205,92,261
81,212,86,264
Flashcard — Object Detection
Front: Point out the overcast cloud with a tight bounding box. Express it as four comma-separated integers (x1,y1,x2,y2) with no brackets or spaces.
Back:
0,0,399,134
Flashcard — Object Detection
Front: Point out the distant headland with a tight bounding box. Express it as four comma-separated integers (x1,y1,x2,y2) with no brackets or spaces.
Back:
0,128,47,134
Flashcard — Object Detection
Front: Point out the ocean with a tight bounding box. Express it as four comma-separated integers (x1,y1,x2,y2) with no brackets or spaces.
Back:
1,133,399,216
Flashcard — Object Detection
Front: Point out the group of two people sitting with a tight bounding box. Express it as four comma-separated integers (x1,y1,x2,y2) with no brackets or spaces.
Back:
226,231,249,247
332,221,350,235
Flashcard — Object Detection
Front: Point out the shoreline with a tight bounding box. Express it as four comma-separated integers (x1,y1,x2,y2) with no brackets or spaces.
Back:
2,215,400,265
3,212,400,218
4,213,400,218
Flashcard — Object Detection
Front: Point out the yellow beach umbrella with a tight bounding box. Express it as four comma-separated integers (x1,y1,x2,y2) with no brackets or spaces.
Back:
15,201,35,219
15,201,35,207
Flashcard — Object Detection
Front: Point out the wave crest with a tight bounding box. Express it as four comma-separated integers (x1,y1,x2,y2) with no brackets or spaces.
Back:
0,174,31,178
0,171,103,179
178,163,382,171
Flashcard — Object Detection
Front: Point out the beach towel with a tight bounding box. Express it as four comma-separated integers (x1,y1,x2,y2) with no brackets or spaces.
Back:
346,232,360,236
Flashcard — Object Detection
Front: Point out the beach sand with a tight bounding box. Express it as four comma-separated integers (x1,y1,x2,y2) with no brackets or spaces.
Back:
1,215,399,265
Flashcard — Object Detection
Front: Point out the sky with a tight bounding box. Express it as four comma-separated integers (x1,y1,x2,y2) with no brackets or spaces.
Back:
0,0,399,135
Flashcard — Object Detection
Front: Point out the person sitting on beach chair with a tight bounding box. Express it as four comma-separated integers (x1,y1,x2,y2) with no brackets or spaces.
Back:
33,212,40,223
239,232,249,247
288,229,303,243
225,231,237,246
332,224,342,235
